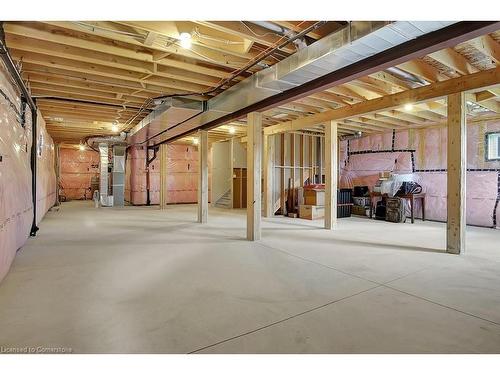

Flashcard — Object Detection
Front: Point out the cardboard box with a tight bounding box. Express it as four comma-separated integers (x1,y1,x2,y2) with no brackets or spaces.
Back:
303,189,325,206
299,205,325,220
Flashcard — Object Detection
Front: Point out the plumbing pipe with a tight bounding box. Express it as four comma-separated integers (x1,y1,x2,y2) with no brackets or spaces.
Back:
386,67,428,86
145,146,159,206
0,23,39,236
247,21,287,35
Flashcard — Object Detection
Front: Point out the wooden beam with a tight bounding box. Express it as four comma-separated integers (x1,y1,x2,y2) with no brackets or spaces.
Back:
299,134,305,187
290,133,296,213
325,120,338,229
429,48,479,75
247,112,262,241
280,133,286,215
5,23,233,79
263,134,274,217
159,143,168,210
470,34,500,64
163,22,500,142
196,21,295,54
197,130,209,223
263,67,500,135
39,21,253,69
143,31,159,46
447,93,466,254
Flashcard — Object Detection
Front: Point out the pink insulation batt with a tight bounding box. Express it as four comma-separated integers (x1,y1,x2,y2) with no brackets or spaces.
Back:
0,62,56,282
340,122,500,228
60,148,99,200
125,144,212,205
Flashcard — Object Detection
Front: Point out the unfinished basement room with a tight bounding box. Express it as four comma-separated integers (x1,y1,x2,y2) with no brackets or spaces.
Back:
1,3,500,368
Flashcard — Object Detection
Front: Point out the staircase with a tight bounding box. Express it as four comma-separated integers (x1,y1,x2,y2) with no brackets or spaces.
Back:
214,189,231,208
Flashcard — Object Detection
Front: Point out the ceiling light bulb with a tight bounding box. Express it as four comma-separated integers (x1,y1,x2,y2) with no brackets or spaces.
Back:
111,124,119,132
193,137,199,145
229,126,235,134
404,103,414,111
179,32,192,49
79,144,85,151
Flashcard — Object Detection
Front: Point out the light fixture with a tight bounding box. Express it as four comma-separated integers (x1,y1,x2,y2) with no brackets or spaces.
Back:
111,124,119,132
179,32,192,49
404,103,414,111
193,137,199,145
229,126,235,134
79,144,85,151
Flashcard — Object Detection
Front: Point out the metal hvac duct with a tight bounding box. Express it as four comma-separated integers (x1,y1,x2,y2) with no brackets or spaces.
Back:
87,132,127,148
128,21,457,146
98,143,111,207
112,145,126,207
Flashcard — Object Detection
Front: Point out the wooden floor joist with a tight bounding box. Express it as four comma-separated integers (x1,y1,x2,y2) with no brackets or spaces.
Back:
263,67,500,136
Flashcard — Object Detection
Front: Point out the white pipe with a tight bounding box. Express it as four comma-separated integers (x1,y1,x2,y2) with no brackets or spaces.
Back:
248,21,286,35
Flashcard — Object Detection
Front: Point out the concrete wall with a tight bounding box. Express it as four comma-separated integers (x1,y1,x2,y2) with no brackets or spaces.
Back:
0,61,56,282
125,144,211,205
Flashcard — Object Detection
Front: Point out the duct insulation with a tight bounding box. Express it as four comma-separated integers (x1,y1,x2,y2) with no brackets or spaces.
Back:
128,21,456,145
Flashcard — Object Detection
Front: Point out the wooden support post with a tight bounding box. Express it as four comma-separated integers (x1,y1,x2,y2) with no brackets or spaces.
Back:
290,133,296,213
159,143,168,210
198,130,209,223
325,120,338,230
54,143,61,206
300,135,305,187
310,135,315,183
447,92,466,254
247,112,262,241
280,133,286,215
263,134,274,217
229,138,235,209
317,137,323,183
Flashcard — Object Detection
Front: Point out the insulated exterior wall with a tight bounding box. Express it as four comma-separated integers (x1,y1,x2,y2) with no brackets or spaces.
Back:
125,144,211,205
339,121,500,228
0,61,56,282
59,148,99,200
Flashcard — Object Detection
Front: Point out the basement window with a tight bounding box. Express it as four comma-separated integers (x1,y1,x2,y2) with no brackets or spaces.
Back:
485,132,500,161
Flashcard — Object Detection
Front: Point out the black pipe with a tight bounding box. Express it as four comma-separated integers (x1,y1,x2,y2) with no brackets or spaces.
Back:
145,146,159,206
1,23,39,236
30,100,38,236
0,25,36,110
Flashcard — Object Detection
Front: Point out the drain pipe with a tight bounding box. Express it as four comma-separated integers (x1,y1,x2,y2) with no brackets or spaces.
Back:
0,23,39,236
145,146,158,206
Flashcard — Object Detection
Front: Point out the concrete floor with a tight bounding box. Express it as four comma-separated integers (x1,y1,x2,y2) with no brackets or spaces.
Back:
1,201,500,353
